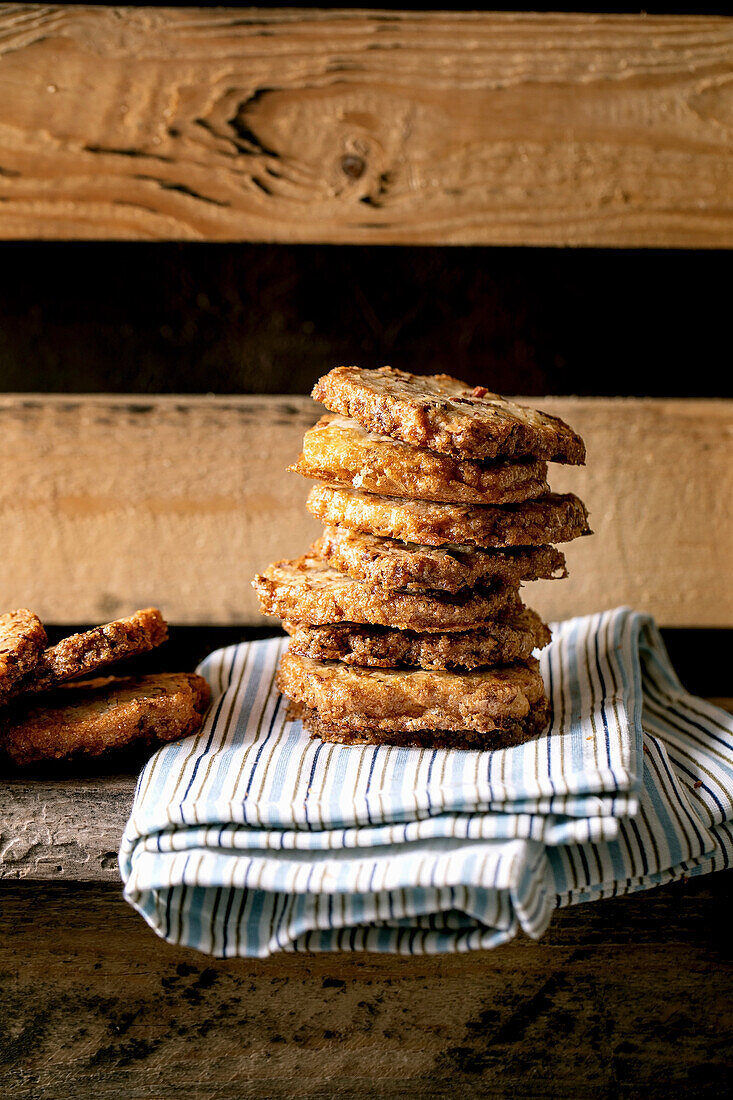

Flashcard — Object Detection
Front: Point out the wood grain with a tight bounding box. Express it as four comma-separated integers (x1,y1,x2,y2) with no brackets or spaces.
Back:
1,877,730,1098
0,773,132,881
0,7,731,246
0,395,729,628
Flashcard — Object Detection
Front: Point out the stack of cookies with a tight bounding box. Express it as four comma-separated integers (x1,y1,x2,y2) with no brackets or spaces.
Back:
253,366,590,750
0,607,210,767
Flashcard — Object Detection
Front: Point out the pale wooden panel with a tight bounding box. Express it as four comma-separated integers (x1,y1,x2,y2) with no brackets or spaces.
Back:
531,397,733,629
0,879,730,1098
0,395,729,628
0,396,322,624
0,8,731,246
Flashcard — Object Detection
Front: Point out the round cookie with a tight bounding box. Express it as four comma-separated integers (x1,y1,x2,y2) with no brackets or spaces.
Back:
11,608,169,698
277,650,546,734
307,485,591,549
315,527,567,594
283,605,551,671
292,701,550,750
253,553,519,633
1,672,211,767
290,413,550,504
312,366,586,463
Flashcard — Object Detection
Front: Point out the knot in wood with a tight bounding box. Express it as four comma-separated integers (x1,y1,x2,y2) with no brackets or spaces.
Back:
341,154,366,181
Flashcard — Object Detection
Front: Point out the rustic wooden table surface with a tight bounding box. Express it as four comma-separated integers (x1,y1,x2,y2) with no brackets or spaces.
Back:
1,872,730,1098
2,686,731,1098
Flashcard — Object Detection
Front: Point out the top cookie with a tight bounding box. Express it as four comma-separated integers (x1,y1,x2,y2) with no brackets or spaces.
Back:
289,414,550,505
9,608,168,699
0,610,47,705
312,366,586,464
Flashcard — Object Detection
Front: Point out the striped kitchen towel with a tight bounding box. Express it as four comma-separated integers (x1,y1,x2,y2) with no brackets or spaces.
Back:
119,609,733,957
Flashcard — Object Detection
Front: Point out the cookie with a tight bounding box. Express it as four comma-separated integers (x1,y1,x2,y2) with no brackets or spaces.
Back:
11,608,169,698
307,486,591,549
315,527,567,594
0,610,47,705
292,701,549,750
283,605,551,670
0,672,211,767
253,553,519,633
289,413,550,504
312,366,586,463
277,650,546,733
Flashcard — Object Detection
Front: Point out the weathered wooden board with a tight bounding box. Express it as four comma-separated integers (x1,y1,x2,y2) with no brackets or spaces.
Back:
0,7,731,246
0,773,131,881
0,876,730,1098
0,395,730,627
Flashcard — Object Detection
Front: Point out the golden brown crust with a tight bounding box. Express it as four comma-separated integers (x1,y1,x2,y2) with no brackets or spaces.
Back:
253,554,519,632
277,650,546,733
307,486,591,549
0,610,47,704
0,672,211,767
282,605,551,670
315,527,567,594
289,414,550,504
10,608,169,698
312,366,586,463
293,701,549,750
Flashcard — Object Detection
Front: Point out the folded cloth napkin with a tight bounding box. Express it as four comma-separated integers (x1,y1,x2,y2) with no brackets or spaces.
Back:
119,609,733,957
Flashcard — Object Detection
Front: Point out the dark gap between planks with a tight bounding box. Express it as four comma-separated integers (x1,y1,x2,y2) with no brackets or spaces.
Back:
41,625,733,701
0,243,730,398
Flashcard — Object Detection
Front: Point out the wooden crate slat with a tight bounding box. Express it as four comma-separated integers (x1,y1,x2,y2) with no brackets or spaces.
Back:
0,394,730,628
0,7,731,246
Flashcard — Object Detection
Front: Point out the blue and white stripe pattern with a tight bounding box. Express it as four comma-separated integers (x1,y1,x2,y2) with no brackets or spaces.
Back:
119,609,732,957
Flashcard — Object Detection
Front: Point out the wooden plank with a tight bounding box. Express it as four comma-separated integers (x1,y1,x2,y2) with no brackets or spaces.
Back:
0,395,729,628
1,877,730,1098
0,7,731,247
0,774,131,881
2,701,731,883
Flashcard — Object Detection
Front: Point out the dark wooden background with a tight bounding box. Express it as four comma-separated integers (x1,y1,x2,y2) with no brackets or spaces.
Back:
1,243,730,397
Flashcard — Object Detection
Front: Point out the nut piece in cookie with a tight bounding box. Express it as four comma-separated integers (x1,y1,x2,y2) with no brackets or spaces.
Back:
277,650,546,733
253,553,519,633
307,485,591,549
312,366,586,463
289,413,550,504
0,610,47,704
12,608,169,698
0,672,211,767
292,701,549,750
315,527,567,594
282,605,551,671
